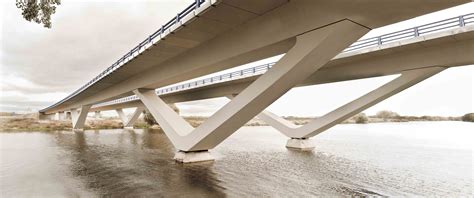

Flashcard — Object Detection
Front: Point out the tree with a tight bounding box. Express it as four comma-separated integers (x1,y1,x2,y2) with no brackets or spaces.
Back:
142,104,180,126
16,0,61,28
461,113,474,122
353,113,368,124
143,111,157,126
375,110,399,120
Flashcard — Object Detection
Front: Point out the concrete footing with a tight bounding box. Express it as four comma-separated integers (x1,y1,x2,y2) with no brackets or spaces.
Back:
124,126,134,130
286,138,315,151
174,150,215,163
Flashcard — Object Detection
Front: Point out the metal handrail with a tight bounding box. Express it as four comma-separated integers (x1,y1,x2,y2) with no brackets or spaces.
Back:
43,12,474,111
345,13,472,52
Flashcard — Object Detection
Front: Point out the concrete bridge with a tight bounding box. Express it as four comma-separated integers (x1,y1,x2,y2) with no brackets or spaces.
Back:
39,0,474,163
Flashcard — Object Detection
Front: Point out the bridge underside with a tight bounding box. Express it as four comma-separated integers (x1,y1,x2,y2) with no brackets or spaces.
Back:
38,1,474,163
89,26,474,113
50,23,473,163
41,0,469,114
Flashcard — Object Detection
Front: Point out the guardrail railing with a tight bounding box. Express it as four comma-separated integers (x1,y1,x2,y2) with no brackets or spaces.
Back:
42,12,474,111
95,62,276,107
344,13,473,52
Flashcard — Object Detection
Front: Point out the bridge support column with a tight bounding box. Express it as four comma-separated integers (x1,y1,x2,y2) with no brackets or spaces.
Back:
94,111,101,119
53,112,60,120
116,107,145,129
71,105,91,131
257,67,445,150
133,20,369,163
65,112,71,120
58,112,65,120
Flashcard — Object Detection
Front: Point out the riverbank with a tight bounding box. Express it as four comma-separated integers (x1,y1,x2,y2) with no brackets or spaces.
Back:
0,111,471,132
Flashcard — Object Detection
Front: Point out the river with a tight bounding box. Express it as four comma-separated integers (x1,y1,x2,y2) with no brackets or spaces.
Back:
1,122,472,197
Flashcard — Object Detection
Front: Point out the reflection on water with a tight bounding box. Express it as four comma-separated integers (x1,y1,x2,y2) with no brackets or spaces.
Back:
1,122,473,196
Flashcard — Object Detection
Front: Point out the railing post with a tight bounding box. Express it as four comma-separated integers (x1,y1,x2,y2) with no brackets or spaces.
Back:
459,16,465,27
176,14,180,24
414,27,419,37
195,0,200,9
377,37,382,45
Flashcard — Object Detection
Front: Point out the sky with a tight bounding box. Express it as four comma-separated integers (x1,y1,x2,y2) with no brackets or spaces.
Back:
0,0,473,117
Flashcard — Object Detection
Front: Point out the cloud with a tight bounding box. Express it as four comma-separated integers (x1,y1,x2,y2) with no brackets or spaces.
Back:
0,0,193,112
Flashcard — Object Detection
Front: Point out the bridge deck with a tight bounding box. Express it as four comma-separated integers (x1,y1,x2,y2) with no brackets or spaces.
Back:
90,23,474,112
40,0,471,114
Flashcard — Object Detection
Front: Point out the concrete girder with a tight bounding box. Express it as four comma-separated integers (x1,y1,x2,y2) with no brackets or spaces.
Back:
71,105,91,131
257,67,445,150
134,20,369,162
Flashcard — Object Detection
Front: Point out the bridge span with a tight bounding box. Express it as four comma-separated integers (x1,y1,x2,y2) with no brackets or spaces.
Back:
39,0,473,163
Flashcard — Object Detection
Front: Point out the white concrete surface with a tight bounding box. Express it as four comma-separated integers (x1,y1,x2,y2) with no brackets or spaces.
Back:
258,67,445,139
134,20,369,153
173,151,215,163
71,105,91,131
286,138,315,151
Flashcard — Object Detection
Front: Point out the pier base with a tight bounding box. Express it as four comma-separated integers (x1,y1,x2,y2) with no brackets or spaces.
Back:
286,138,315,151
174,150,215,163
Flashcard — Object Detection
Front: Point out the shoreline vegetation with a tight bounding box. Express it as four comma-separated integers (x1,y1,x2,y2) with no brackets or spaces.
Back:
0,111,472,132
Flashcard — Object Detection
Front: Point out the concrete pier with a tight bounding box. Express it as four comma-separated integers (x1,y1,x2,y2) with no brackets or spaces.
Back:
173,151,215,163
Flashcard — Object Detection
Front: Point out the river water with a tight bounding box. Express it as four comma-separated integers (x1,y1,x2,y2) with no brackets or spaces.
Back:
1,122,472,197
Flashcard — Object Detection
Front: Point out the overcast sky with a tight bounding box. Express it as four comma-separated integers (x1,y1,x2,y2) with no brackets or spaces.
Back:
1,1,473,117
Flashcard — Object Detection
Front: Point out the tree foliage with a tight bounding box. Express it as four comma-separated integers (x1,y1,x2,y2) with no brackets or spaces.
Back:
16,0,61,28
353,113,368,124
461,113,474,122
142,104,180,126
375,110,400,119
143,111,157,126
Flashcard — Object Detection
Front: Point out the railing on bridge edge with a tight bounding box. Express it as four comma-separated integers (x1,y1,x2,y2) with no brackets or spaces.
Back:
345,13,474,51
42,11,474,110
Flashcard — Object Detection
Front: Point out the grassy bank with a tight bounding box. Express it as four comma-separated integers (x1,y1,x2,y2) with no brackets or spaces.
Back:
0,111,471,132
